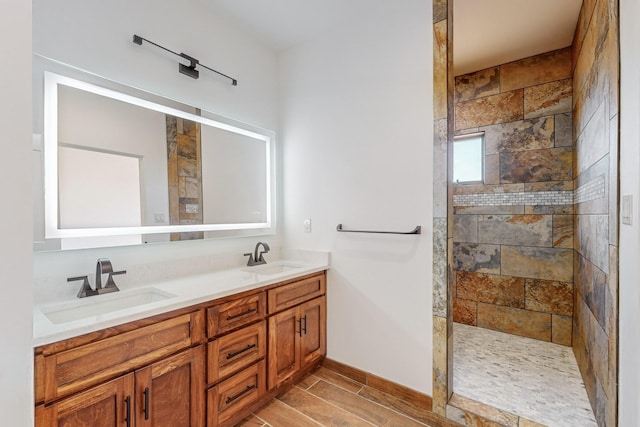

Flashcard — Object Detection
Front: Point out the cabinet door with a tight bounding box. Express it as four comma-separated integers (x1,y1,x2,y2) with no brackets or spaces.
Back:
135,346,205,427
267,307,300,389
37,374,134,427
300,296,326,369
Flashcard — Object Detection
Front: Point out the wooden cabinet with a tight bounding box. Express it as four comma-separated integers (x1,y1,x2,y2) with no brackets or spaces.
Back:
208,321,266,384
206,292,268,427
37,347,205,427
268,306,300,387
207,360,266,427
35,270,327,427
268,274,325,313
299,297,326,368
267,273,326,389
268,296,326,389
38,311,203,403
134,346,205,427
37,374,134,427
207,292,266,337
35,311,204,427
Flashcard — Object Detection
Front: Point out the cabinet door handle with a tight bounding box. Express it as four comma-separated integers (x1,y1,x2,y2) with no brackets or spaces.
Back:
297,318,303,337
124,395,131,427
226,308,257,320
225,384,256,404
302,315,308,335
226,343,257,360
143,386,150,420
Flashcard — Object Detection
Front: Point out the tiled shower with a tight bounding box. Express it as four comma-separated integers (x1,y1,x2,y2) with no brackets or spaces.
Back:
452,47,575,346
449,0,619,425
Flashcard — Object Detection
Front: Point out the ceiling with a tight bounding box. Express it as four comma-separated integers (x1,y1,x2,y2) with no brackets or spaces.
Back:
453,0,583,75
202,0,583,75
201,0,374,51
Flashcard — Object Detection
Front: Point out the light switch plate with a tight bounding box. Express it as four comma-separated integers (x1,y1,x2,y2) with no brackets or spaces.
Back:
622,195,632,225
303,219,312,233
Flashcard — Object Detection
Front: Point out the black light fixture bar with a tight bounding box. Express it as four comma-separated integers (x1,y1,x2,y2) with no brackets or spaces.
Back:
132,34,237,86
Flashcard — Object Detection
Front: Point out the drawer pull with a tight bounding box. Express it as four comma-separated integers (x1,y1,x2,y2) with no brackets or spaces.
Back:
226,308,257,321
124,395,131,427
143,386,150,420
225,384,256,404
226,343,257,360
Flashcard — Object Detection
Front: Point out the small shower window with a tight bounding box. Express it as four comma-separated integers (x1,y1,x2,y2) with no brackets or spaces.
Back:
453,133,484,183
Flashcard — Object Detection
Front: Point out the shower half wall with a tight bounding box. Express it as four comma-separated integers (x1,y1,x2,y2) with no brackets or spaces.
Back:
452,48,575,346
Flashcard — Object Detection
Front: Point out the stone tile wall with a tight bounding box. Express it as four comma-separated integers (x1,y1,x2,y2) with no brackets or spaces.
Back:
431,0,453,417
572,0,619,425
452,48,575,346
166,115,204,241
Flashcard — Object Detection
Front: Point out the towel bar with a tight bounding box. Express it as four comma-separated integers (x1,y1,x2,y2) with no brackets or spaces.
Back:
336,224,421,235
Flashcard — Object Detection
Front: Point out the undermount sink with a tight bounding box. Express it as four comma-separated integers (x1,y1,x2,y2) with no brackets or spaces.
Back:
41,287,176,325
242,263,302,276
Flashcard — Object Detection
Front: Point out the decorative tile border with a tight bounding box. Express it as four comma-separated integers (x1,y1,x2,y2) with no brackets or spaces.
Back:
574,175,606,204
453,176,605,207
453,191,573,206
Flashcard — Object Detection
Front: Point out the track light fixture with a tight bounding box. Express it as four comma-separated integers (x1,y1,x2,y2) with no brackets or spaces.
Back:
132,34,238,86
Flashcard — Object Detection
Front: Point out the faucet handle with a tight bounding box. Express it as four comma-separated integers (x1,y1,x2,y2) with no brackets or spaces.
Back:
68,275,98,298
244,252,256,266
103,270,126,291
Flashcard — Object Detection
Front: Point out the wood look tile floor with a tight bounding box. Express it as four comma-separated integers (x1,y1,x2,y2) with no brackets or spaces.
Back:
236,367,458,427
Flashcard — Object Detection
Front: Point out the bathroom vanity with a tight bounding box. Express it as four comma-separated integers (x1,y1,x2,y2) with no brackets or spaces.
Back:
30,52,329,427
33,262,327,427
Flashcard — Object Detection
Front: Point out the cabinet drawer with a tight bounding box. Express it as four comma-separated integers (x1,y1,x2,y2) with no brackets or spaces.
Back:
207,292,266,337
207,360,266,427
40,311,203,402
208,321,266,384
268,273,326,314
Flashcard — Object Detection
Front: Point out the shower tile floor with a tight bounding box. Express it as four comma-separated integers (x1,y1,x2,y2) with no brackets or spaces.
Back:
453,323,597,427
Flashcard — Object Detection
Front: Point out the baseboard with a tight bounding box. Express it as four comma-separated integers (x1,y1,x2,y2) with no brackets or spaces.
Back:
320,358,432,411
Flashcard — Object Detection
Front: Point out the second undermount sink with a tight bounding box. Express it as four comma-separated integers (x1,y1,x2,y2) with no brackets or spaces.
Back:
41,287,177,325
242,263,302,276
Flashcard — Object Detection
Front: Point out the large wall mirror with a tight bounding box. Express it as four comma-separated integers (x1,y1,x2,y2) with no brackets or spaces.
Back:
33,56,276,251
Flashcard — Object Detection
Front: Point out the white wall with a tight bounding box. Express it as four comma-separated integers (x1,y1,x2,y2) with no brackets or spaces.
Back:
0,0,33,424
618,0,640,423
33,0,278,130
279,2,433,393
32,0,281,279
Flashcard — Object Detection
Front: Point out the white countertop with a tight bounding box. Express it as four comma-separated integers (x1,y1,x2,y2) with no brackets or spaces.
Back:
33,257,329,347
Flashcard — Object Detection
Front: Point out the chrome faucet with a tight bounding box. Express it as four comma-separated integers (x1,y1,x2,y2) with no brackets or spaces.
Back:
244,242,270,266
67,258,127,298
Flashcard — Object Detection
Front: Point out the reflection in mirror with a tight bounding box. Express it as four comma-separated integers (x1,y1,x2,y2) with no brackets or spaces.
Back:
58,146,144,250
36,70,275,250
